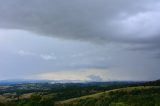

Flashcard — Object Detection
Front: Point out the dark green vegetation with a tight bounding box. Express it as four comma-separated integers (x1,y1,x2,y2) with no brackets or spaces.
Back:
57,86,160,106
0,80,160,106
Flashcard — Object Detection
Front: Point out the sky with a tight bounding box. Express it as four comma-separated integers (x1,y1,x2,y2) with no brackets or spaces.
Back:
0,0,160,81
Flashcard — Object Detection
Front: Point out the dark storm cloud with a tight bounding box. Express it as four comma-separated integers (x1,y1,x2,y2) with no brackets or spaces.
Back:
0,0,160,56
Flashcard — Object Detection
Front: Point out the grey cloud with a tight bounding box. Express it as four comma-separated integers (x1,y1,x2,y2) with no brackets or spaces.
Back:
0,0,160,58
0,0,158,42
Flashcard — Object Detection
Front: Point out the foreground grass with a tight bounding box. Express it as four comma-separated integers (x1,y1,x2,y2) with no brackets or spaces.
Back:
56,86,160,106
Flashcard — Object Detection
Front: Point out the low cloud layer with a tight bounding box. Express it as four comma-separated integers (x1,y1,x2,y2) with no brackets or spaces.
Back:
0,29,160,81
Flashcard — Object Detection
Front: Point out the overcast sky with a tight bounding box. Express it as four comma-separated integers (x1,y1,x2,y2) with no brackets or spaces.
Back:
0,0,160,81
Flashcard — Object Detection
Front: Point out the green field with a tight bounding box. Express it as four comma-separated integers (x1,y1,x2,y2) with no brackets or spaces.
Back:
0,80,160,106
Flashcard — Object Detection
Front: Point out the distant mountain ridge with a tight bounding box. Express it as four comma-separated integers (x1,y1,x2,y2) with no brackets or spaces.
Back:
0,79,142,85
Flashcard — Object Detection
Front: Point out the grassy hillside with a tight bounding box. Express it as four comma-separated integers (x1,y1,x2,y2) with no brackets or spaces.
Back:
0,80,160,106
56,86,160,106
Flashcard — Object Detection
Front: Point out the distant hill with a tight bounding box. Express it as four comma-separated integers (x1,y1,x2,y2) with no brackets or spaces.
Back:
143,79,160,86
0,79,140,85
